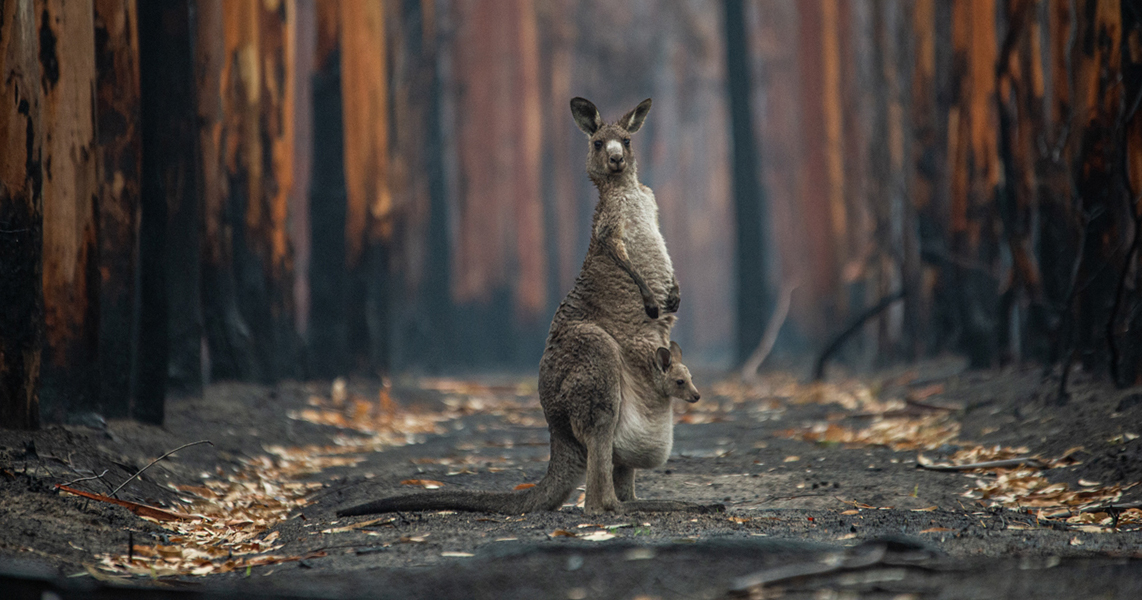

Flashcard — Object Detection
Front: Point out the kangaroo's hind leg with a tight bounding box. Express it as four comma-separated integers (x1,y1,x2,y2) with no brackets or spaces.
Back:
613,465,636,502
557,359,623,513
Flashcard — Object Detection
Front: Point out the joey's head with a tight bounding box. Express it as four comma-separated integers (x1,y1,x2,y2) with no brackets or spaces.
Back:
654,341,701,403
570,97,651,183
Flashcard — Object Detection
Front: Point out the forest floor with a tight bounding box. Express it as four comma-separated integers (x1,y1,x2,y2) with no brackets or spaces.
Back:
2,358,1142,599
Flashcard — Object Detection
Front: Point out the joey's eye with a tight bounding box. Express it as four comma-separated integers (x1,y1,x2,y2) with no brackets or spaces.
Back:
593,140,603,150
623,138,631,148
675,379,685,386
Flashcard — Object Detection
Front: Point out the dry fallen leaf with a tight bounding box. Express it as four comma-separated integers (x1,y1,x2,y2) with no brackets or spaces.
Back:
513,483,536,490
841,509,860,515
549,529,576,538
920,527,952,533
401,479,444,489
580,530,616,542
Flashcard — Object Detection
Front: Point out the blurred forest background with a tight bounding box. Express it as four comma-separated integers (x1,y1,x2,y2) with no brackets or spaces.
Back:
2,0,1141,428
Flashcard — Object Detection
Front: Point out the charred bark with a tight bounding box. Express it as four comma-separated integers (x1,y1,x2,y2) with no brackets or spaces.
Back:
93,0,142,418
137,0,202,421
307,47,350,379
0,0,45,430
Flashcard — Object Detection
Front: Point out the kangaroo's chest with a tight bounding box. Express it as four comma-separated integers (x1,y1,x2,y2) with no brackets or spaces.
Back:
620,189,673,287
612,371,673,469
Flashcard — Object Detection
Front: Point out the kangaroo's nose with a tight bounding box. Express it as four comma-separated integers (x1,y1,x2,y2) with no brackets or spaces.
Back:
610,155,624,166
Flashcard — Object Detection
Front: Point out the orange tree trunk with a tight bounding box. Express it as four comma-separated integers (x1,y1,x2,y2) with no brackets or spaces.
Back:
196,0,257,380
340,0,391,374
948,0,1001,368
38,0,101,422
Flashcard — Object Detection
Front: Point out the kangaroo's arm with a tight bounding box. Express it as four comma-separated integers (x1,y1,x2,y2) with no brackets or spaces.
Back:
596,220,659,319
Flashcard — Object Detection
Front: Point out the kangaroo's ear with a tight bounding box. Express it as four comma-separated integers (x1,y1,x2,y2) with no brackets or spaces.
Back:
669,340,682,363
655,347,672,371
570,97,602,135
618,98,652,133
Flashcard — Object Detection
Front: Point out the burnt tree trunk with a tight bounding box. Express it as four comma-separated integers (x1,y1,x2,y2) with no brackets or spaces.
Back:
307,41,350,379
92,0,142,418
1117,0,1142,384
1071,0,1123,375
0,0,45,430
196,0,257,381
340,1,390,375
38,0,101,423
948,0,1001,368
137,0,201,421
724,0,771,364
389,0,453,371
250,0,298,380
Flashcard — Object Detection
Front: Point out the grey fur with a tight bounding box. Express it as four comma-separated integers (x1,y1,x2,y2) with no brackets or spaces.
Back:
337,99,714,517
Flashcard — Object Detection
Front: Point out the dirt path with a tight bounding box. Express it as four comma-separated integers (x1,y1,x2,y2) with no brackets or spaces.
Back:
3,361,1141,598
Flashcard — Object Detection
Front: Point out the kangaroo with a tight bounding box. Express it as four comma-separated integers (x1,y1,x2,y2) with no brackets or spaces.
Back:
337,342,702,516
338,98,715,517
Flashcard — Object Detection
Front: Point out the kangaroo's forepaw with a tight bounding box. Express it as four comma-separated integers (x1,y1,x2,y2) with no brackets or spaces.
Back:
665,293,680,313
645,302,660,319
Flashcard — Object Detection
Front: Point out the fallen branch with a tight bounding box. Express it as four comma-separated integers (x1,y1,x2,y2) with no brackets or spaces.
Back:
916,456,1046,471
813,290,906,381
740,278,799,380
109,440,214,497
1041,501,1142,519
56,485,194,522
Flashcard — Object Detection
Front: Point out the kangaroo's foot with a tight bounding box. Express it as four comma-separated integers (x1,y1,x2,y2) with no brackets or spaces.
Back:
584,495,622,514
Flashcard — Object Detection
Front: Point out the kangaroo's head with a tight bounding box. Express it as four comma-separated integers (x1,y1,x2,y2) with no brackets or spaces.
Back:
570,97,651,182
654,341,701,403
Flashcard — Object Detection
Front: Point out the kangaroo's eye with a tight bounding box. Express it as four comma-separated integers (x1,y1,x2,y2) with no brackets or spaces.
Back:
623,138,631,147
675,379,685,386
593,140,603,150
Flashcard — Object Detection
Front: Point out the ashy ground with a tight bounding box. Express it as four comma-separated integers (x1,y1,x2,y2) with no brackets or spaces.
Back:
2,358,1141,599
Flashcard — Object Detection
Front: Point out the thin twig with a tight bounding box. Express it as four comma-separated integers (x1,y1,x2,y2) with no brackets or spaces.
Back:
110,440,213,498
58,470,110,490
740,278,798,380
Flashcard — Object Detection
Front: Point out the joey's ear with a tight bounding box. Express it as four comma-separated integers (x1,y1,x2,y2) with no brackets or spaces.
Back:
655,347,672,371
618,98,652,133
669,340,682,363
570,97,602,135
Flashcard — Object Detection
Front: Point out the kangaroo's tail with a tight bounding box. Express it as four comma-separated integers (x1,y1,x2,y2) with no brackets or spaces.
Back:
336,433,584,517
